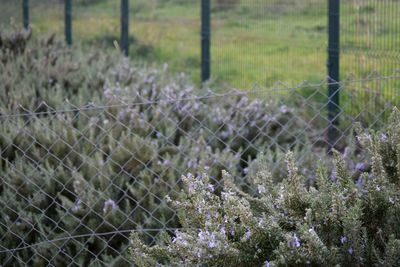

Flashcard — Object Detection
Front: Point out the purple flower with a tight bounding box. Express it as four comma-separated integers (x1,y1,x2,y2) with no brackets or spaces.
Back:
288,234,301,248
244,230,251,241
264,260,270,267
219,226,226,236
340,236,347,244
198,230,205,241
118,110,126,120
103,199,118,214
348,247,353,255
230,229,235,236
163,159,171,167
380,133,388,141
355,162,366,172
208,234,217,248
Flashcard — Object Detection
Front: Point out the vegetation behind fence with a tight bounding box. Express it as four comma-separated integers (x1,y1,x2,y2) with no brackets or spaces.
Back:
1,0,399,87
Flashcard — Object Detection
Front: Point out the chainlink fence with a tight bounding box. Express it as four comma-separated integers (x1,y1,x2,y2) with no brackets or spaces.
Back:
1,73,399,266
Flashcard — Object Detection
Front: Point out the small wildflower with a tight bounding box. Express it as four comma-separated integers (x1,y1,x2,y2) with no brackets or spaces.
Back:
208,235,217,248
348,247,353,255
230,229,235,236
288,234,301,248
118,110,126,120
264,260,270,267
380,133,388,141
72,198,82,213
280,105,289,113
257,185,266,194
103,199,118,214
244,230,251,241
207,183,215,192
340,236,347,244
198,230,205,241
389,197,395,204
355,162,366,172
163,159,171,167
219,226,226,236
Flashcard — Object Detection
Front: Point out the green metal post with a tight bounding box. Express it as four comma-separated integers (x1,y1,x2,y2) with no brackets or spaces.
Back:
121,0,129,56
65,0,72,45
201,0,211,83
327,0,340,148
23,0,29,29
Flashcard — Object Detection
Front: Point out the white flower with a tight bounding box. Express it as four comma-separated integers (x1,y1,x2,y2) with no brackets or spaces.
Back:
72,198,82,213
207,183,215,192
257,185,266,194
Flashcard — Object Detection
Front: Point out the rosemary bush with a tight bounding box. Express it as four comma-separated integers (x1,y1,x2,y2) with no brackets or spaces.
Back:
131,108,400,267
0,31,310,266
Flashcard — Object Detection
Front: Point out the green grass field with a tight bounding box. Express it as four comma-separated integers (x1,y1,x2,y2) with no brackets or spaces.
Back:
1,0,399,90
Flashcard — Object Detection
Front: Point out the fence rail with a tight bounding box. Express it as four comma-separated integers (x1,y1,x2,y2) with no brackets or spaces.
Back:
0,73,399,266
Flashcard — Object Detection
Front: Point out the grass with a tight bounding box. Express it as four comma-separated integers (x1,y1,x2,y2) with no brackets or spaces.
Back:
0,0,399,114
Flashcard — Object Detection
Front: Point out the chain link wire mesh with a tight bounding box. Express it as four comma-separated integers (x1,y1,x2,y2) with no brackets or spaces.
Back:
1,73,399,266
0,0,400,266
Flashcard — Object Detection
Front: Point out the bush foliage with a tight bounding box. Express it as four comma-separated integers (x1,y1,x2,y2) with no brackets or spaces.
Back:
0,31,308,266
131,108,400,267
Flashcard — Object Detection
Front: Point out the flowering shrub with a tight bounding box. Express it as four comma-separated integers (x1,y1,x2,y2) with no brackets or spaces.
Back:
131,108,400,266
0,32,310,266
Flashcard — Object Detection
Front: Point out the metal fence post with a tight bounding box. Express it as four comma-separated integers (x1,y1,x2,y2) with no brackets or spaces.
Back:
201,0,211,83
327,0,340,148
121,0,129,56
65,0,72,45
23,0,29,29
